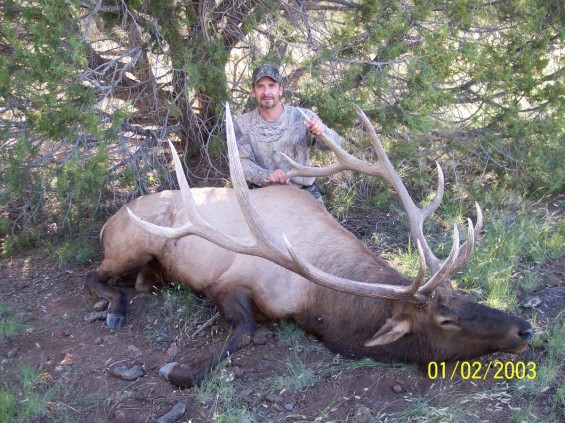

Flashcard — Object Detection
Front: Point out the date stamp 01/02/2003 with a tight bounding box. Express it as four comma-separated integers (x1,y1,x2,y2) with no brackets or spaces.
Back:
427,361,537,381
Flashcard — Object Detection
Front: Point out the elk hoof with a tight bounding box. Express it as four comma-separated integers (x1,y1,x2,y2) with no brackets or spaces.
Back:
159,362,177,381
106,313,126,329
159,362,200,388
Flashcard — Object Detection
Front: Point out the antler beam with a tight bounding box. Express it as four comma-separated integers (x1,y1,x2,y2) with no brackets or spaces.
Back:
289,106,483,292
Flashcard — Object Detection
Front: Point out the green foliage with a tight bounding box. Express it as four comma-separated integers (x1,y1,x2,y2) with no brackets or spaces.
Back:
2,0,98,140
0,390,17,423
206,132,228,160
1,228,41,258
375,385,522,422
274,319,307,345
326,179,356,219
267,349,320,394
161,283,201,328
0,367,53,422
0,0,113,242
306,0,564,200
0,303,24,339
194,366,251,422
384,240,422,280
50,238,99,265
1,0,564,266
458,203,564,308
514,318,565,416
55,147,109,225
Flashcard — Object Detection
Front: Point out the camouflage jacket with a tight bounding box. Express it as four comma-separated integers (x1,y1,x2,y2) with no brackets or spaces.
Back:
234,105,341,187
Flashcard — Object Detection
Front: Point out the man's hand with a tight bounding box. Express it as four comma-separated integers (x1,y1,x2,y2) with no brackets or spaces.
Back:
304,116,326,136
267,169,290,185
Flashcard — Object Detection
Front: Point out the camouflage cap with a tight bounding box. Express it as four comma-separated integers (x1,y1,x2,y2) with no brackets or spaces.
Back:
251,64,282,86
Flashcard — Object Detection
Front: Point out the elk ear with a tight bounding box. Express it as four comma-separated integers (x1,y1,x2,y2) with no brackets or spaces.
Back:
364,318,412,346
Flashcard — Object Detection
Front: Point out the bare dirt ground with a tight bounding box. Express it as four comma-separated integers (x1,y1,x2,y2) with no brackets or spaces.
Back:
1,215,564,422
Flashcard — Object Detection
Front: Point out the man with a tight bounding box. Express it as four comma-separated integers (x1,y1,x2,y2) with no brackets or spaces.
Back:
234,64,341,203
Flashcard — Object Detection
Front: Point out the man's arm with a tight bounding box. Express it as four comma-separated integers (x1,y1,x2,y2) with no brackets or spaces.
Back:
238,140,290,185
302,110,342,150
234,122,271,186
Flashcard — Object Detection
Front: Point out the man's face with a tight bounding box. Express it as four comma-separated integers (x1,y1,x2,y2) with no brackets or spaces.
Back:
252,77,283,110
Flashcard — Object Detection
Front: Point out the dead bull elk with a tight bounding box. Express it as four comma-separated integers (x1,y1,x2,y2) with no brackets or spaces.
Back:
86,104,533,388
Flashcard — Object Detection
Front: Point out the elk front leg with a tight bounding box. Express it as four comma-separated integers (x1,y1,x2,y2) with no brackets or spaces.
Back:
159,290,257,388
85,271,127,329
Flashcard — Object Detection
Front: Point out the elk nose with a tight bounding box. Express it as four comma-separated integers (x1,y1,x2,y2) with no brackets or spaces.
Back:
519,327,534,341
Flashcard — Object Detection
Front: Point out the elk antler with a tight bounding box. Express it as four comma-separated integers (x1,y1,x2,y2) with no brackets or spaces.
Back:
127,104,452,304
289,106,483,294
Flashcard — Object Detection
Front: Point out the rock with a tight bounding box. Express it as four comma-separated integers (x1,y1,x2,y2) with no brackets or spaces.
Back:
93,299,110,311
157,403,187,423
284,403,294,411
110,365,145,381
253,326,273,345
543,406,552,415
521,296,542,308
114,410,126,422
166,344,179,358
526,287,565,325
4,333,18,342
127,345,141,355
467,288,485,301
265,393,282,403
392,384,403,393
354,404,373,422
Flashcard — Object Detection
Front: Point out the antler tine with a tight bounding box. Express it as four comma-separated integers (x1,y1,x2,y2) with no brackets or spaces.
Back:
446,203,483,274
225,104,283,251
405,240,428,295
418,225,461,295
130,107,294,264
127,140,200,239
416,203,483,294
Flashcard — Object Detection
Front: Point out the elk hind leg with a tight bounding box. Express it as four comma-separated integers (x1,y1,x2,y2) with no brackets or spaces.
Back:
160,290,257,388
86,270,128,329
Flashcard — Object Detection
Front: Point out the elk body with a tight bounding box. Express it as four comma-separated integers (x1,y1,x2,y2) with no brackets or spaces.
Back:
86,105,533,388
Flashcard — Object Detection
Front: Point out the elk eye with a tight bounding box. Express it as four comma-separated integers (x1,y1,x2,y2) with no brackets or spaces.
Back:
440,319,458,327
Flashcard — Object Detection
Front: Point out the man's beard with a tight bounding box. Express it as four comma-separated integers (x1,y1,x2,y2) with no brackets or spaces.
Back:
260,97,276,109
